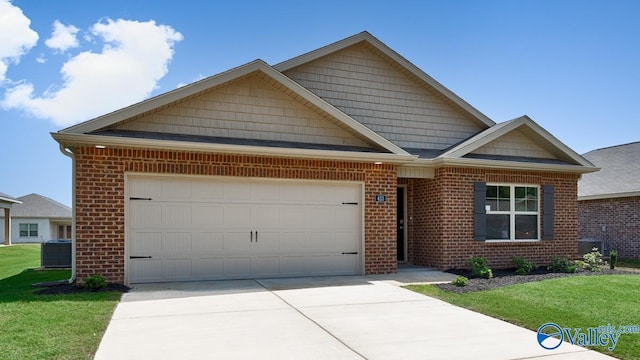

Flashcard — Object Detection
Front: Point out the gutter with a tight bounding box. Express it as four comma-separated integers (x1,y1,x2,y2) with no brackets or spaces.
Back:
51,132,418,164
57,144,76,285
417,157,600,175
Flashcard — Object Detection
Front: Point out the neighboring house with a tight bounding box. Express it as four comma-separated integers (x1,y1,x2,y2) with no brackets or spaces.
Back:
0,194,72,244
52,32,597,284
0,192,22,246
578,142,640,259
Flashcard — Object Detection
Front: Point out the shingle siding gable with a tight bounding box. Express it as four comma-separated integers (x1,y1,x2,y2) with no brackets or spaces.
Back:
113,73,371,148
282,43,486,150
472,128,557,159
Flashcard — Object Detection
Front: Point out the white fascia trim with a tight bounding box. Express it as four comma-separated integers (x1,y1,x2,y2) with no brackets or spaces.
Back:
578,191,640,201
518,117,594,167
0,197,21,205
430,157,600,174
441,120,517,158
274,31,495,127
52,133,418,164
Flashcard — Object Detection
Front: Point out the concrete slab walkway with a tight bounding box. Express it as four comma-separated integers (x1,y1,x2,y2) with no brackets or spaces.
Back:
95,269,615,359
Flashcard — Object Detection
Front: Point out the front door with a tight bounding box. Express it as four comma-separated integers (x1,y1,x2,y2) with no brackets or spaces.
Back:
397,187,406,262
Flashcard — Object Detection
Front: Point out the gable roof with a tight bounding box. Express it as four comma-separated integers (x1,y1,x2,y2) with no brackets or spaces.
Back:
54,59,411,160
578,141,640,200
51,31,596,174
274,31,495,129
0,194,71,218
436,116,597,170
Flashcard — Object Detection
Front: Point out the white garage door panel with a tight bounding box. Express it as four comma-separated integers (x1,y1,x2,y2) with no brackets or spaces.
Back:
127,176,362,283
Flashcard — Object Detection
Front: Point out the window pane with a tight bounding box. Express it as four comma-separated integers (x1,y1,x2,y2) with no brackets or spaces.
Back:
29,224,38,237
498,199,510,211
487,214,510,239
19,224,28,237
499,186,510,198
515,215,537,239
486,186,497,198
66,225,72,238
486,199,498,212
58,226,64,239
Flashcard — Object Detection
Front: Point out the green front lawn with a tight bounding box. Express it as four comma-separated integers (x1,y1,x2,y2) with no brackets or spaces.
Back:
407,275,640,359
0,245,122,360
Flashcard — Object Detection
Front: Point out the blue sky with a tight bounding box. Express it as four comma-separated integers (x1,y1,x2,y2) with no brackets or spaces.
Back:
1,0,638,206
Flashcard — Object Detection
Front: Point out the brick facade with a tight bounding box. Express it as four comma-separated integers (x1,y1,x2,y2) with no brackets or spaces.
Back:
74,146,397,283
402,168,580,270
578,196,640,259
73,145,582,282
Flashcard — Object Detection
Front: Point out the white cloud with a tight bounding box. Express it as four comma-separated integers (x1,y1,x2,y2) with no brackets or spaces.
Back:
0,0,39,82
2,18,183,126
177,74,205,88
45,20,79,52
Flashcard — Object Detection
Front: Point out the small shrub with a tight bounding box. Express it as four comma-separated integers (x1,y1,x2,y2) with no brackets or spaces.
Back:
479,268,493,279
581,248,605,272
83,274,107,291
548,256,575,273
452,276,469,287
512,256,537,275
609,250,617,270
469,256,493,279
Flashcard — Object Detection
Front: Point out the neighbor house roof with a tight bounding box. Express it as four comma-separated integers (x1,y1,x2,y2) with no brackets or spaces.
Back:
0,192,21,204
0,194,71,218
0,192,22,210
578,141,640,200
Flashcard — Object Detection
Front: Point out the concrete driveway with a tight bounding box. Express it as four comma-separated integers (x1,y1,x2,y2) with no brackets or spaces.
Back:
95,269,613,360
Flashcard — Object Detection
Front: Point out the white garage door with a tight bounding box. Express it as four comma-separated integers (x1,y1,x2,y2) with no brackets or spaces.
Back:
127,176,362,283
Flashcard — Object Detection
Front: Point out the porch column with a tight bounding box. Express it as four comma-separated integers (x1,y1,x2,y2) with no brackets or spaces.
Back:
4,208,10,246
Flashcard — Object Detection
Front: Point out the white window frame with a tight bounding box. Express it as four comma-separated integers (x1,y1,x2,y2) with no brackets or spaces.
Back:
19,223,39,238
485,184,540,242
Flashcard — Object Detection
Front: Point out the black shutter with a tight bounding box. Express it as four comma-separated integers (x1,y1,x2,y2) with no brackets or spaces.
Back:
542,185,554,240
474,182,486,241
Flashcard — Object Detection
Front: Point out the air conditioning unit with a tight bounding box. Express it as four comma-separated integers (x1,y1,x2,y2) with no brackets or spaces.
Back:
41,240,72,268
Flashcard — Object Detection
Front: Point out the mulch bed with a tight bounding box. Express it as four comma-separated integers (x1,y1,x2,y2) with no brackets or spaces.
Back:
436,267,637,294
34,283,130,295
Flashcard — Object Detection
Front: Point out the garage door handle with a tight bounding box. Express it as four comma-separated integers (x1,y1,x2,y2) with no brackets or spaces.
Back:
341,252,358,255
130,256,152,259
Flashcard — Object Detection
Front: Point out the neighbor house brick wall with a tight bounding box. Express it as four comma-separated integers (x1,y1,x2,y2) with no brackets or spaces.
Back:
405,168,579,270
578,196,640,259
73,146,397,283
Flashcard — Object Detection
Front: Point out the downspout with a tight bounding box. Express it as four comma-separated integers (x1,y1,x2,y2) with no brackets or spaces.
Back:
58,143,77,285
